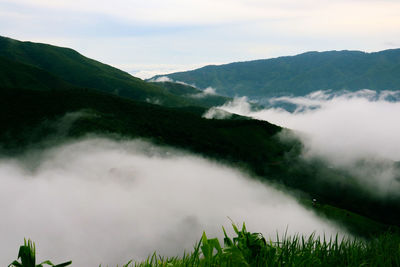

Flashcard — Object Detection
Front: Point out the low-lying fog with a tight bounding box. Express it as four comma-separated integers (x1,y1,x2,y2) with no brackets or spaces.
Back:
208,90,400,196
1,138,343,266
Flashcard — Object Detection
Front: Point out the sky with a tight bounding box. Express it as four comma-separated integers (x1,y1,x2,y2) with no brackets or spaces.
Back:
1,0,400,78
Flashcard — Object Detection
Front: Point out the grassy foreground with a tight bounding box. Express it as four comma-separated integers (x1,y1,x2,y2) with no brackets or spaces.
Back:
131,225,399,267
11,224,400,267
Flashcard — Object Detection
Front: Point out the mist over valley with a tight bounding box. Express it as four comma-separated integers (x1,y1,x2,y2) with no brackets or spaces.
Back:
209,89,400,197
0,138,345,266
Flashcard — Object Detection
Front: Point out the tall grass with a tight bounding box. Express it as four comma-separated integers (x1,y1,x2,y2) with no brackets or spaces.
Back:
130,223,400,267
8,238,71,267
10,224,400,266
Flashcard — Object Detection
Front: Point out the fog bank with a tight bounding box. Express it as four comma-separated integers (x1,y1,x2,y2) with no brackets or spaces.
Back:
0,138,343,266
211,90,400,196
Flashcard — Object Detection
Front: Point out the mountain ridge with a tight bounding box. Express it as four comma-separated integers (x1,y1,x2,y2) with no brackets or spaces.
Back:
0,36,229,108
152,48,400,98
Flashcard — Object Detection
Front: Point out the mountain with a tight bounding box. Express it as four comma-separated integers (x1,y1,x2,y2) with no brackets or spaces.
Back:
152,49,400,97
0,56,74,90
0,36,226,107
1,36,399,233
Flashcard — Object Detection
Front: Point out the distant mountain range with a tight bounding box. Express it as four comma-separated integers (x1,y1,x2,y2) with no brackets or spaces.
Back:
152,49,400,98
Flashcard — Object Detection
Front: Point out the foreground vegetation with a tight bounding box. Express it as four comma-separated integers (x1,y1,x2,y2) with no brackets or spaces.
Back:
9,239,71,267
10,224,400,267
132,224,400,266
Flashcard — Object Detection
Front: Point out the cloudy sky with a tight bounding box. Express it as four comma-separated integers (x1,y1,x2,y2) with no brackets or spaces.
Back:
1,0,400,78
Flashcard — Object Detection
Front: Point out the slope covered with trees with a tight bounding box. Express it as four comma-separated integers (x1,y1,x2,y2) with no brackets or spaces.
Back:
154,49,400,97
1,37,399,235
0,36,226,107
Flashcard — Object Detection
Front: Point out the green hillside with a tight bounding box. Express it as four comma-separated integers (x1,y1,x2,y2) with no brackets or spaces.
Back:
1,37,399,235
153,49,400,97
0,56,73,90
1,85,398,234
0,36,224,107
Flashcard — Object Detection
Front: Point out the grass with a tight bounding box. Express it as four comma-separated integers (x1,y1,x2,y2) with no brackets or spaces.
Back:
12,224,399,267
129,223,400,267
8,239,71,267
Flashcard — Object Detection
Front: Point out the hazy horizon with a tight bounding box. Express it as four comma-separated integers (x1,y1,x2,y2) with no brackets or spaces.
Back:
1,0,399,78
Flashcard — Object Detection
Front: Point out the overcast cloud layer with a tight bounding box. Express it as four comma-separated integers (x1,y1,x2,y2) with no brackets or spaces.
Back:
1,0,400,78
0,138,343,266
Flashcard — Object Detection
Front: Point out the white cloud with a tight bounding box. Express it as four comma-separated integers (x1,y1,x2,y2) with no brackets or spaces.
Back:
203,108,232,119
131,70,159,80
215,96,252,114
124,63,212,80
215,90,400,162
203,87,217,95
148,75,198,89
210,90,400,196
189,87,218,98
149,76,173,82
0,138,344,266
